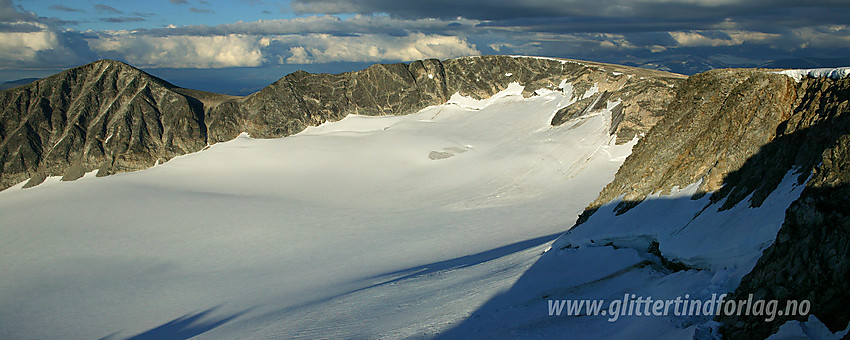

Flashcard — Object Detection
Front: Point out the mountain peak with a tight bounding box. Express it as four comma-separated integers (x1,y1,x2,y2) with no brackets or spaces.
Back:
0,58,209,190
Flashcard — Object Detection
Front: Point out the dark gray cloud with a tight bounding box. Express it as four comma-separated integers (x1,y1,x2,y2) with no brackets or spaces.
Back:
281,0,850,74
1,1,75,27
473,17,710,34
99,16,146,23
48,4,84,12
189,7,214,14
0,21,43,32
0,0,32,21
240,0,266,6
290,0,850,35
291,0,850,21
129,15,478,37
170,0,188,4
94,4,122,14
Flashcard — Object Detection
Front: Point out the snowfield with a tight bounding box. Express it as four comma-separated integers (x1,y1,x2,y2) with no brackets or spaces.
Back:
0,82,635,339
774,66,850,81
442,173,811,339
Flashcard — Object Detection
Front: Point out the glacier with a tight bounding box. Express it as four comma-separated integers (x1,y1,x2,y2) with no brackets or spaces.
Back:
0,82,633,339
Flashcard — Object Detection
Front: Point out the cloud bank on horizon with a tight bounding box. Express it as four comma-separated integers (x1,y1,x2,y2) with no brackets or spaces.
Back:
0,0,849,73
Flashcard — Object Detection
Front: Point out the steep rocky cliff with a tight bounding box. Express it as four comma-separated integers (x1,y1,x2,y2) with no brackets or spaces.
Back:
0,56,684,191
576,69,802,222
718,75,850,339
565,69,849,338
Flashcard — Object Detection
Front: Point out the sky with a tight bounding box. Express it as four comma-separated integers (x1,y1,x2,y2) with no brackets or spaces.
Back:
1,0,849,94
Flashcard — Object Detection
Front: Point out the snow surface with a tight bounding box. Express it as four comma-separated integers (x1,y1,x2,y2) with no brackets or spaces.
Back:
768,315,850,340
441,172,810,338
0,83,635,339
775,67,850,81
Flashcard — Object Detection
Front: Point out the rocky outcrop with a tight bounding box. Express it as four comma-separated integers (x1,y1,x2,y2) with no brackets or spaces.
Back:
576,69,804,221
719,76,850,339
551,91,611,126
0,56,684,191
443,57,682,144
548,68,681,143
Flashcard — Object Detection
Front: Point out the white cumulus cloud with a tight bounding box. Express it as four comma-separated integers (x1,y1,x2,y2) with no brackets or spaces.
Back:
79,15,482,68
669,31,738,47
275,33,479,64
0,21,91,69
88,33,267,68
0,23,59,61
84,24,480,68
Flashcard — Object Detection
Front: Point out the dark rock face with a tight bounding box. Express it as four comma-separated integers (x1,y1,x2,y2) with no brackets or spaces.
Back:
551,92,608,127
719,76,850,339
0,56,684,191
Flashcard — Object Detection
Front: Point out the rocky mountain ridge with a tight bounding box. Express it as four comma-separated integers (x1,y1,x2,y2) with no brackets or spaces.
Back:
0,56,684,191
567,68,849,338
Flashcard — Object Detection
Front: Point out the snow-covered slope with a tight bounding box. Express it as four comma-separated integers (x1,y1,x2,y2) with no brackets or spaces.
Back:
438,173,807,339
0,83,633,339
